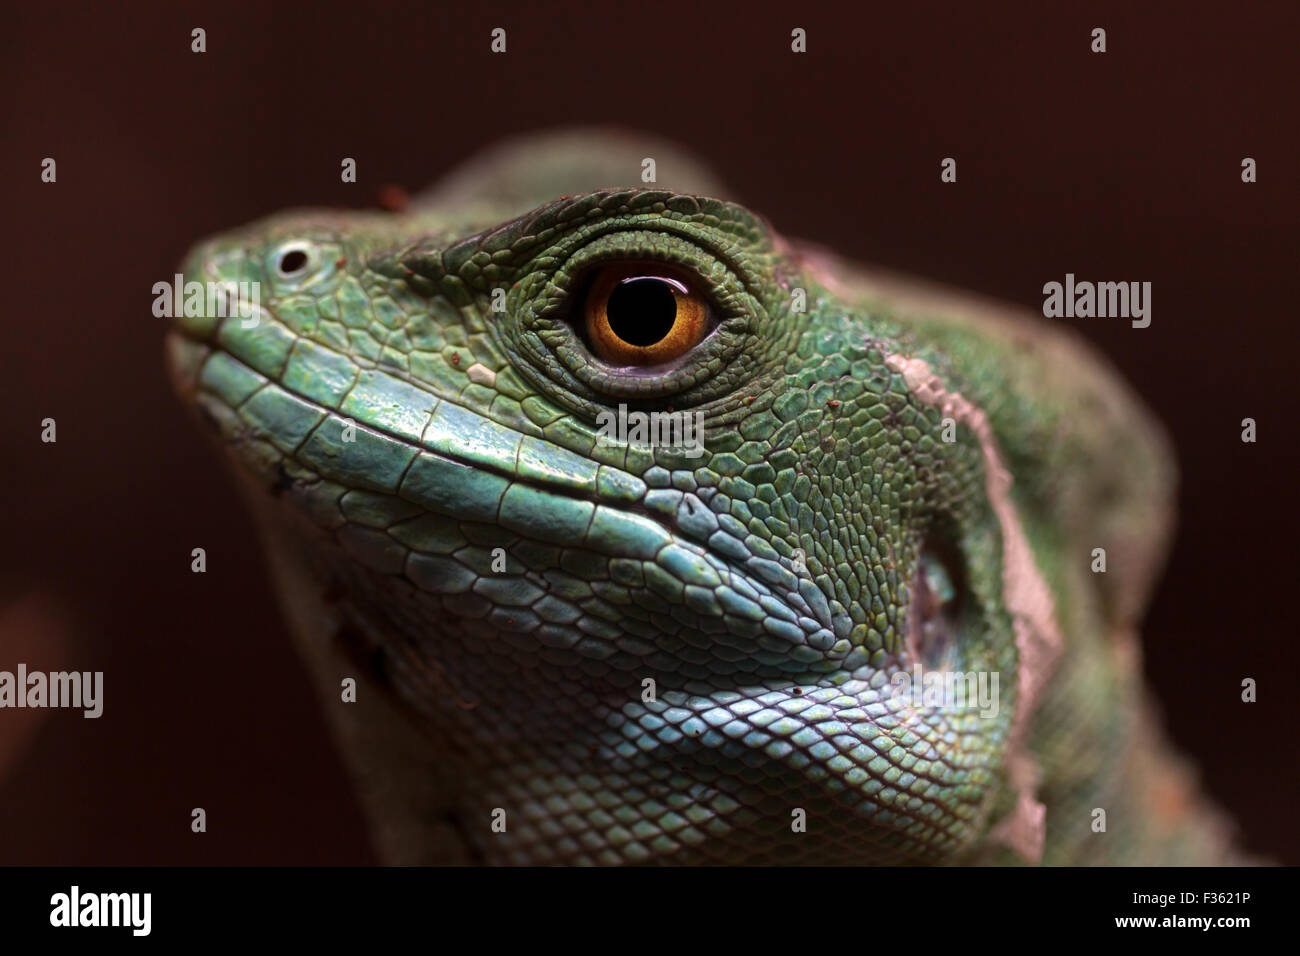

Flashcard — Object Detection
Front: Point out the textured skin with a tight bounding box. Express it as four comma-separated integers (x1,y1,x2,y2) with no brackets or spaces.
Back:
166,129,1238,865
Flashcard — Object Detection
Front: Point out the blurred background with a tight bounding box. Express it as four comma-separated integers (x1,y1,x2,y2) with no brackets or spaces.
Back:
2,1,1296,864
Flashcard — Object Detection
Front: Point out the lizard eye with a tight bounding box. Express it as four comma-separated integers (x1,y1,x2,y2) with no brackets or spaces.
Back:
909,548,963,668
582,263,712,365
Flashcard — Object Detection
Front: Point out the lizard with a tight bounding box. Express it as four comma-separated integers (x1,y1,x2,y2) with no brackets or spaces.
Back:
165,128,1242,865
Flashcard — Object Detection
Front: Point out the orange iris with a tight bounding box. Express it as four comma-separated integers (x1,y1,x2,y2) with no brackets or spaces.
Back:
583,263,709,365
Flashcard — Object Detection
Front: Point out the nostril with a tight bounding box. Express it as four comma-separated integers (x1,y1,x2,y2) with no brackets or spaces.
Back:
278,249,309,275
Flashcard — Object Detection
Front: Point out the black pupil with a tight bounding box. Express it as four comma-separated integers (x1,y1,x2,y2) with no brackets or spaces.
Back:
606,277,677,346
279,250,308,274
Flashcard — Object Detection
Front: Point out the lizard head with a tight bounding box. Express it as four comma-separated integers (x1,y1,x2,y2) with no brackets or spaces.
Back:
165,133,1173,864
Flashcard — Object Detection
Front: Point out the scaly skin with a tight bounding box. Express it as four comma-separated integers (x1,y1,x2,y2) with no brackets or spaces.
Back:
166,129,1239,865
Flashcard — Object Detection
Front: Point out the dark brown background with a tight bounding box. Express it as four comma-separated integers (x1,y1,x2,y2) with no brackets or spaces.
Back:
2,1,1296,864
